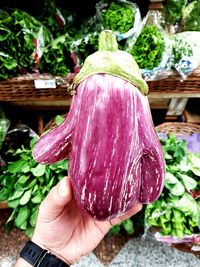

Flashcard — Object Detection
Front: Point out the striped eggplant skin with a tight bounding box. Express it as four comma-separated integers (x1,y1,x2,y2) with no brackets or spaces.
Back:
33,74,165,220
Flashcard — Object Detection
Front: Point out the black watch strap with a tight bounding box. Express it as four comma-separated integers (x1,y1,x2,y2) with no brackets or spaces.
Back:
20,240,70,267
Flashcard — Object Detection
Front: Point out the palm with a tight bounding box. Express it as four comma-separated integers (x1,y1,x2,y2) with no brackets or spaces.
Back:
32,177,142,264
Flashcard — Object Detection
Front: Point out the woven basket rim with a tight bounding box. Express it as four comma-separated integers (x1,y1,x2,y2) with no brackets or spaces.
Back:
156,122,200,136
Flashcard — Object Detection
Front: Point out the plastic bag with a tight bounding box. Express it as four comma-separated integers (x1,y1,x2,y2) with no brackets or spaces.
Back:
35,0,76,38
96,0,141,41
126,9,172,81
1,124,39,163
0,108,10,150
0,8,52,74
71,31,100,66
170,31,200,78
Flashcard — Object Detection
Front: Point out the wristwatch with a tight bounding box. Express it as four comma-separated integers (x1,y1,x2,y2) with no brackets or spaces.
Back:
20,240,70,267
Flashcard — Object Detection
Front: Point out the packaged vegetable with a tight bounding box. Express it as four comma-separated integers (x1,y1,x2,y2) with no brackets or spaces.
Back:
33,30,165,221
170,31,200,78
96,0,141,41
126,9,172,81
39,33,75,77
0,9,52,74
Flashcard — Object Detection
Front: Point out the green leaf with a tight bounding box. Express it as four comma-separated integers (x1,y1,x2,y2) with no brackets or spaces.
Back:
19,189,32,205
8,190,24,201
5,210,16,232
191,167,200,177
17,175,29,185
55,115,65,125
122,219,134,234
165,172,185,196
30,209,39,228
0,188,10,201
109,224,121,235
15,206,30,229
179,173,198,191
31,192,43,204
25,227,34,238
7,198,19,208
31,164,46,177
8,159,28,173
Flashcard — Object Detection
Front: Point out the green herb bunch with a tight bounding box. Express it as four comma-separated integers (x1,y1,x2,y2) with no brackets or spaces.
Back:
101,2,135,34
163,0,187,25
0,137,68,237
0,9,52,78
0,52,18,80
39,33,74,77
145,134,200,238
73,32,100,65
128,25,165,70
171,35,193,66
183,0,200,31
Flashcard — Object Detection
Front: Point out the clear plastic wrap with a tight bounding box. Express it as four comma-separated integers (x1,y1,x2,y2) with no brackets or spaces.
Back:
0,8,52,74
96,0,141,41
0,108,10,150
170,31,200,78
126,9,172,81
71,31,100,66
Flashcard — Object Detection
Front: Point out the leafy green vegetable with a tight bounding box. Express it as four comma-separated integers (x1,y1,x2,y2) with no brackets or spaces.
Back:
0,52,18,80
39,33,74,76
101,1,136,34
72,32,99,64
1,137,68,237
35,0,76,38
170,31,200,76
145,134,200,238
0,9,52,77
183,0,200,31
128,25,165,70
163,0,187,25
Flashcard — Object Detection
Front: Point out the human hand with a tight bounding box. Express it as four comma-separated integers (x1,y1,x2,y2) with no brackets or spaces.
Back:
31,177,142,265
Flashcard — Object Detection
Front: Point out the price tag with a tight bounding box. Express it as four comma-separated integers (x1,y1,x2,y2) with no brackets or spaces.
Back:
34,79,56,89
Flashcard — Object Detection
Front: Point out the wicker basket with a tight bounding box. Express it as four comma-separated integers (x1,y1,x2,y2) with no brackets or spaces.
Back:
155,122,200,136
1,67,200,101
0,74,72,101
147,68,200,94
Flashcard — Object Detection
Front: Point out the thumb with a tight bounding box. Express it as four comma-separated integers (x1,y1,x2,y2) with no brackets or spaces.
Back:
39,176,73,221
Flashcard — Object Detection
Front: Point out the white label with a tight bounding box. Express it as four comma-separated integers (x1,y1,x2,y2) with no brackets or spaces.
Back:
34,79,56,89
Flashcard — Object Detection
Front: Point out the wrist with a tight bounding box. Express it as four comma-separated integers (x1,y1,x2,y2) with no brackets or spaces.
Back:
15,257,32,267
18,240,70,267
31,235,71,265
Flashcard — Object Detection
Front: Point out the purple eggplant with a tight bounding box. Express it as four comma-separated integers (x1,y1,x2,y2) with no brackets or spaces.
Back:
33,30,165,220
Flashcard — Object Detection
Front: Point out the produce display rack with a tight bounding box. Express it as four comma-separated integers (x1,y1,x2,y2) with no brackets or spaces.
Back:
1,69,200,114
0,68,200,100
